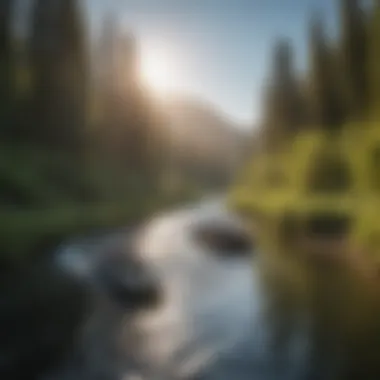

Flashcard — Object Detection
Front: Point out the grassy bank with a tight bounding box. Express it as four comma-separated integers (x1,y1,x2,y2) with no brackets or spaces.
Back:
0,191,199,269
0,147,201,269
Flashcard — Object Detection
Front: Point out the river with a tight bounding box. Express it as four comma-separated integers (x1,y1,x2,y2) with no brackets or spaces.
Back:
50,198,331,380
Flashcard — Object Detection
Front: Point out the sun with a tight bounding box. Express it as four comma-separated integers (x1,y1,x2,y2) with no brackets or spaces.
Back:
140,43,181,96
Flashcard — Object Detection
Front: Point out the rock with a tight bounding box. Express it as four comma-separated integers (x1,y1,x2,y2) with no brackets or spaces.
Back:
0,236,165,380
95,245,164,311
192,222,253,256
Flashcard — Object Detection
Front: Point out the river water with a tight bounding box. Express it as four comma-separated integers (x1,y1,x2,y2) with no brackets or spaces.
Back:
52,199,327,380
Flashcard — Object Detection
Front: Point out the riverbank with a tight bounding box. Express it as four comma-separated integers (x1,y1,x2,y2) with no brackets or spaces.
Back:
0,189,202,270
50,200,256,380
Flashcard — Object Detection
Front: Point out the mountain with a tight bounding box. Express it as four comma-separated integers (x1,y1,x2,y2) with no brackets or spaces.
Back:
162,96,252,179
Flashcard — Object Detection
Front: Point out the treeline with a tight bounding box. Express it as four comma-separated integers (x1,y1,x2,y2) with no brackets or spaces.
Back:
261,0,379,149
0,0,170,208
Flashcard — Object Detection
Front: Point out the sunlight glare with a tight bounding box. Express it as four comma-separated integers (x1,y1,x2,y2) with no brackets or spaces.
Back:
140,43,182,96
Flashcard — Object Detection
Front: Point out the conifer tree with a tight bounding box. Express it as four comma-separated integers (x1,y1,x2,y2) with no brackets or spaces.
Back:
0,0,13,138
261,38,305,148
338,0,369,120
55,0,88,151
96,19,136,165
30,0,87,151
96,20,154,175
308,14,344,130
369,0,380,119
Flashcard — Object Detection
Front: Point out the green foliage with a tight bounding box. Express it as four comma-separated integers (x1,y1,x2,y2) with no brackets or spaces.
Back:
0,147,92,207
0,145,200,268
232,0,380,206
0,192,197,269
0,1,201,268
257,1,379,146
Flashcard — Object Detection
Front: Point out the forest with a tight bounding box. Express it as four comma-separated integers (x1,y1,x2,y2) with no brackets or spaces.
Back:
0,0,237,268
259,0,377,147
232,0,380,208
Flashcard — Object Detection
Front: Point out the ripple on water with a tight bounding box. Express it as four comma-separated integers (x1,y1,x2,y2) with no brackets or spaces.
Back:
51,201,318,380
127,207,257,378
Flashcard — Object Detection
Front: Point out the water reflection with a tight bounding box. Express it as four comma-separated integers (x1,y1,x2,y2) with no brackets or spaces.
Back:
130,205,254,377
54,202,327,380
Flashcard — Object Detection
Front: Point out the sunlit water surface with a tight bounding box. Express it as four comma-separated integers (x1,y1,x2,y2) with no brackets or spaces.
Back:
53,199,325,380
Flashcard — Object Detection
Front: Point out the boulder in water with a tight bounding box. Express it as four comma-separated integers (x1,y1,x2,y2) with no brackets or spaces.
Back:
192,221,253,256
94,243,164,310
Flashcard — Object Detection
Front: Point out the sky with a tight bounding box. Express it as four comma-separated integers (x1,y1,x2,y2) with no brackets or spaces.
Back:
85,0,339,127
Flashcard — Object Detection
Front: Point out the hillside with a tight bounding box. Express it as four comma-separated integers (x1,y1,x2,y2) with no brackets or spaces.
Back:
163,96,251,177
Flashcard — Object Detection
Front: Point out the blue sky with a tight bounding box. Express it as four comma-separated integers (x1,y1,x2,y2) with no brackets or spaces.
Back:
85,0,339,126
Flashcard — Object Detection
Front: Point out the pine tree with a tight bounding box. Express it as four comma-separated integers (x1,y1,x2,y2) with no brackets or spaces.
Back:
369,0,380,119
30,0,87,151
0,0,13,138
29,0,59,147
95,15,166,193
55,0,88,151
96,19,135,166
261,38,305,149
96,21,153,173
307,14,344,130
338,0,369,121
